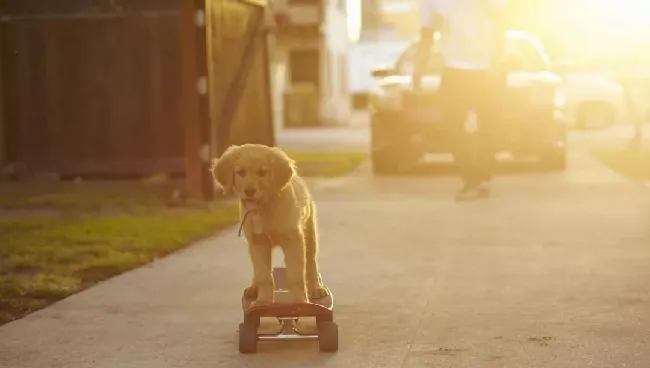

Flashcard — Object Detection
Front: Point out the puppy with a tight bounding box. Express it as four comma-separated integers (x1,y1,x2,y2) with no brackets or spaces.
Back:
211,144,329,306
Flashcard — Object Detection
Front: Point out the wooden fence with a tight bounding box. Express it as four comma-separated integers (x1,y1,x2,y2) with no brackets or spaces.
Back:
0,16,5,171
0,0,274,178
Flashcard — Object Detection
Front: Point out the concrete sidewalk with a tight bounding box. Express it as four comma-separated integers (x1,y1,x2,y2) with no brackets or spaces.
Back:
1,152,650,368
571,123,650,150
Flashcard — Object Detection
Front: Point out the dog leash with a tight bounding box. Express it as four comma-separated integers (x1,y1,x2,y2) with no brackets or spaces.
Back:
237,210,275,248
237,211,250,237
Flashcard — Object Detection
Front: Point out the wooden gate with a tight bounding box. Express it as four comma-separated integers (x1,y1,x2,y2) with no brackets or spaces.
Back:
207,0,274,153
181,0,275,198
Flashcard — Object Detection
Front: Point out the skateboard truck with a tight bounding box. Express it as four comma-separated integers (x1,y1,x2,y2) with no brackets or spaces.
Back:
239,267,338,353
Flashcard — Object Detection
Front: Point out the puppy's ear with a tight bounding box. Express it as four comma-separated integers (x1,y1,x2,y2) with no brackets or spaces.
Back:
269,147,296,192
210,145,240,193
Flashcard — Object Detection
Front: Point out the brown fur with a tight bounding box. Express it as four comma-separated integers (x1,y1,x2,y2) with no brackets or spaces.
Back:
211,144,329,306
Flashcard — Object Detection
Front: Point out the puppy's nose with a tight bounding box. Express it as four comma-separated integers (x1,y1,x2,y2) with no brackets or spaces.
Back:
244,188,256,197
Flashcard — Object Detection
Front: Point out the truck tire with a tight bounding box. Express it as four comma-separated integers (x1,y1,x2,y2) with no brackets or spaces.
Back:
370,113,417,175
540,147,567,171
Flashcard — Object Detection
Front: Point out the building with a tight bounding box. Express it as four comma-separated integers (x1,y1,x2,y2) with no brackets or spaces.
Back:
360,0,419,41
267,0,351,129
377,0,419,39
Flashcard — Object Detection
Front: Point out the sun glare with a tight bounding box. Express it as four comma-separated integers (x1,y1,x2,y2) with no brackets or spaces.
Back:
346,0,361,43
573,0,649,34
511,0,650,66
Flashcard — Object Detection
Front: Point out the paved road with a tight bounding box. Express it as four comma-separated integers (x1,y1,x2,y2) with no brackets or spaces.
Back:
276,126,369,153
276,118,650,152
1,150,649,368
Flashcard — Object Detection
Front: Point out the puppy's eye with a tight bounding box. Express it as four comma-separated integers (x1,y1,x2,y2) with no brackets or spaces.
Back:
236,169,246,177
257,169,268,177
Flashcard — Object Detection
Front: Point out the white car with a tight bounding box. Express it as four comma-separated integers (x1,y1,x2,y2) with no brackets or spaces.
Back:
556,66,627,130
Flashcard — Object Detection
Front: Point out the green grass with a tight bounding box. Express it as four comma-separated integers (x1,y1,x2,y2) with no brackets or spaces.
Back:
592,149,650,181
0,150,366,325
288,150,368,177
0,203,240,325
0,180,180,211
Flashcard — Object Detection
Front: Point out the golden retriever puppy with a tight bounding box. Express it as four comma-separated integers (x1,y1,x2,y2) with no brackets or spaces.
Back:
211,144,329,306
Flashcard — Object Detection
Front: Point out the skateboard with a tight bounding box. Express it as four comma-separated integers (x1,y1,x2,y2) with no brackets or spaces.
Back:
238,267,338,354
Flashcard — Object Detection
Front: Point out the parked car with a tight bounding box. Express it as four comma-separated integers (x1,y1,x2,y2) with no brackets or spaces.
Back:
554,62,627,130
368,30,567,175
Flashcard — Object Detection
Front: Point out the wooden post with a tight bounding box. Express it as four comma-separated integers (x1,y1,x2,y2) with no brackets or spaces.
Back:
147,17,164,164
0,3,6,170
261,24,276,147
44,20,60,170
180,0,213,200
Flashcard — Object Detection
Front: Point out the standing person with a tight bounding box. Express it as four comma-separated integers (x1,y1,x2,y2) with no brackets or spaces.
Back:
413,0,509,200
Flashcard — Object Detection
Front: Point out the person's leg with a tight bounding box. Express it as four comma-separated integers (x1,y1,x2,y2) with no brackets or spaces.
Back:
439,68,475,190
458,70,488,192
475,70,504,187
441,68,491,200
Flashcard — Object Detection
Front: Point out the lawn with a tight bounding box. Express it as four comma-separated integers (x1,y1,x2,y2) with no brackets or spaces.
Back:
592,149,650,181
0,150,367,326
287,150,368,178
0,181,240,326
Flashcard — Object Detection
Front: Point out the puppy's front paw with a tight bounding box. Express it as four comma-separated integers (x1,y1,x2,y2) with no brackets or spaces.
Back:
308,286,330,300
289,290,309,303
244,285,258,299
250,297,273,308
250,285,274,307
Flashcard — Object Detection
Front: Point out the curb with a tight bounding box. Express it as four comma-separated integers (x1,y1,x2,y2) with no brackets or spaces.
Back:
588,154,650,192
312,159,370,191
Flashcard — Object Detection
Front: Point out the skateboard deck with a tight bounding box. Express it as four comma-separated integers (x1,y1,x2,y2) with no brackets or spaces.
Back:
241,267,333,319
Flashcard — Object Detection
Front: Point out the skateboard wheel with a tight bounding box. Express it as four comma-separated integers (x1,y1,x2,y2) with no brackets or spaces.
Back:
318,321,338,353
244,315,260,329
238,323,258,354
316,313,333,326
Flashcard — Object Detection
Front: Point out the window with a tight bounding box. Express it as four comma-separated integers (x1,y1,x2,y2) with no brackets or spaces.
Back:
339,54,347,95
504,34,550,72
289,50,320,86
325,54,333,98
393,32,550,75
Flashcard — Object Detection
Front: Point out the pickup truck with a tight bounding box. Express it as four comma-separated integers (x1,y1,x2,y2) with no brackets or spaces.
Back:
368,30,567,175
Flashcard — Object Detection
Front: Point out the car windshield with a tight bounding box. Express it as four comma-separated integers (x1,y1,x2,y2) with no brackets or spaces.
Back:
394,33,550,75
393,43,444,75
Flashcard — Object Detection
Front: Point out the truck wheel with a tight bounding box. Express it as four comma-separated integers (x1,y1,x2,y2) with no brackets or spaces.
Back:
370,114,417,176
540,147,567,171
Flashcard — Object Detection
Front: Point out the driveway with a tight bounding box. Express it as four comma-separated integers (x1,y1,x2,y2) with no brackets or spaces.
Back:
1,151,649,368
